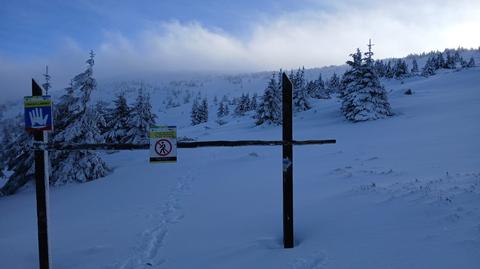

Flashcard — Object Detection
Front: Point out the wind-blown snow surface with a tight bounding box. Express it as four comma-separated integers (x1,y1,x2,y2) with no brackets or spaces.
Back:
1,68,480,268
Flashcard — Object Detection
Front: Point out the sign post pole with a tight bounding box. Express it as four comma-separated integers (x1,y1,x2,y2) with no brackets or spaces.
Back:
282,73,294,248
32,79,51,269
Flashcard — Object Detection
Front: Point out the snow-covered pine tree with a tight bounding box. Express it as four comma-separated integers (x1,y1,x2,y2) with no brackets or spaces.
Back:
312,73,329,99
42,65,51,95
421,56,436,77
217,102,227,118
327,73,341,94
0,130,34,196
305,80,317,99
394,59,409,78
292,67,311,111
0,123,17,180
444,51,455,69
234,94,249,116
385,60,395,78
199,98,209,123
50,51,109,185
255,72,282,125
249,93,258,111
105,92,130,143
125,88,157,143
467,57,476,67
94,100,110,136
340,48,392,122
411,58,419,74
191,97,201,125
374,60,386,77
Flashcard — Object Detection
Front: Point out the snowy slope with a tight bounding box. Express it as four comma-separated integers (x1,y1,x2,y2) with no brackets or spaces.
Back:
1,67,479,268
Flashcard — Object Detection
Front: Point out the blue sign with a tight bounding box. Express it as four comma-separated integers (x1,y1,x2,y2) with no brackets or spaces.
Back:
24,96,53,132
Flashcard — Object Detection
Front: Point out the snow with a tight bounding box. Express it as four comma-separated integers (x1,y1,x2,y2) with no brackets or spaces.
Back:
1,67,480,268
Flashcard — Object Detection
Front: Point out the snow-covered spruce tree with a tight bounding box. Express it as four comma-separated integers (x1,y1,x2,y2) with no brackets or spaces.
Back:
198,98,209,123
311,73,329,99
411,58,419,74
467,57,476,67
443,51,455,69
50,51,109,185
125,88,157,143
421,57,436,77
327,72,341,94
0,131,34,196
255,72,282,125
234,93,250,116
249,93,258,111
0,123,18,181
191,97,202,125
105,92,130,143
394,59,409,78
217,102,229,118
94,100,110,136
292,67,311,112
340,48,392,122
374,60,386,77
191,96,208,125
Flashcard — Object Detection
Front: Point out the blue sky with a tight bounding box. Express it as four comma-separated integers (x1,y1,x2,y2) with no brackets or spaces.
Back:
0,0,328,58
1,0,479,100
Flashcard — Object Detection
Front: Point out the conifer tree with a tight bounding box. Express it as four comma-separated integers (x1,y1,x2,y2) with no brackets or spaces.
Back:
292,67,311,111
394,59,409,78
234,94,250,116
191,97,201,125
125,88,157,143
0,130,34,195
327,73,341,94
467,57,476,67
421,57,436,77
411,58,419,74
217,102,228,118
255,72,282,125
374,60,386,77
199,98,209,123
50,50,109,185
105,92,130,143
341,48,392,122
250,93,258,111
445,51,455,69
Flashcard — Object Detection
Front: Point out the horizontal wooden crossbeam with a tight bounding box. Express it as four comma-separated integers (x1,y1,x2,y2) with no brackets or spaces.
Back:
41,139,336,151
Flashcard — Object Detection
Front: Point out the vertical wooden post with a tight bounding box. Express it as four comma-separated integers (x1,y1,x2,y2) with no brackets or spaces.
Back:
32,79,51,269
282,73,294,248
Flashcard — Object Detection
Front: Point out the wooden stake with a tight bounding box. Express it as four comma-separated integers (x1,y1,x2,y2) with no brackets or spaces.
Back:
282,73,294,248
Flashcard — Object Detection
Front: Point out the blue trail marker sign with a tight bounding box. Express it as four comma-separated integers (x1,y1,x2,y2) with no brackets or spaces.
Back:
24,95,53,132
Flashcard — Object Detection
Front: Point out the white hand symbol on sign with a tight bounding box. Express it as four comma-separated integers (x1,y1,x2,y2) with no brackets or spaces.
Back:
29,108,49,128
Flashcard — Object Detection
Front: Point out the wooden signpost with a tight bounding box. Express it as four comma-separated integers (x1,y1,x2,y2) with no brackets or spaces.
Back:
31,79,52,269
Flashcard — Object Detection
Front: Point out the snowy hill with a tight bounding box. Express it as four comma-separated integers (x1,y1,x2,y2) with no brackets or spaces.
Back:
0,65,479,268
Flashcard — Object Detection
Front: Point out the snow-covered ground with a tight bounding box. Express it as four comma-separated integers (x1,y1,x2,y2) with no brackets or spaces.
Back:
1,68,480,268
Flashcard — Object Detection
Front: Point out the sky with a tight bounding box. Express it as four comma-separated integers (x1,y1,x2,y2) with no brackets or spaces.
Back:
1,0,479,101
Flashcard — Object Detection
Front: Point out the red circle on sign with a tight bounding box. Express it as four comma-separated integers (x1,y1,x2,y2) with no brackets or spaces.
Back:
155,139,173,156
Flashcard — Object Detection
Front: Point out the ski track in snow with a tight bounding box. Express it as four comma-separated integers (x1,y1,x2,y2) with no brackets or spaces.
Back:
113,173,194,269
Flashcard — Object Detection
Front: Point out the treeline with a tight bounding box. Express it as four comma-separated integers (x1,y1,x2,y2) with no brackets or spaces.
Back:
190,47,477,126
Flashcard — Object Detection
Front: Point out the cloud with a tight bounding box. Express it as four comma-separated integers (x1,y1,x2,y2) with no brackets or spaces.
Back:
1,0,479,102
96,0,480,73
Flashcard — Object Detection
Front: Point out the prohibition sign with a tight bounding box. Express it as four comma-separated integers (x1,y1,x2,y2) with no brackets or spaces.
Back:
155,139,173,156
